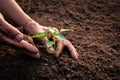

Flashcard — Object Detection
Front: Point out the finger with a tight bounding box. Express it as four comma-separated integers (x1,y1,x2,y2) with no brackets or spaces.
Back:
19,40,40,58
0,14,23,42
64,40,79,60
0,33,40,58
55,38,64,57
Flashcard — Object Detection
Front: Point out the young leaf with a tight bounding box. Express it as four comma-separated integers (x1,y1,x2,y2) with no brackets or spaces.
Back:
56,33,66,40
60,29,74,33
32,32,48,38
49,26,58,34
46,40,55,48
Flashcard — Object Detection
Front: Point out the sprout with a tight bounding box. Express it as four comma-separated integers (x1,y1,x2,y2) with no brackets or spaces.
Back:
32,26,74,54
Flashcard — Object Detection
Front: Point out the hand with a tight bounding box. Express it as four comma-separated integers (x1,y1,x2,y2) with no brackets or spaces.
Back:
24,21,79,60
0,13,40,58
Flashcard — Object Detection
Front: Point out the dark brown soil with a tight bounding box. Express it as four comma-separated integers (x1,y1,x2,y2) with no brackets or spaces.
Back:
0,0,120,80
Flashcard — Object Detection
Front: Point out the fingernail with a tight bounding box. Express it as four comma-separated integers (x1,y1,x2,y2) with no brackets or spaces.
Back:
49,47,54,52
33,53,40,59
55,51,61,57
56,54,59,57
73,52,79,60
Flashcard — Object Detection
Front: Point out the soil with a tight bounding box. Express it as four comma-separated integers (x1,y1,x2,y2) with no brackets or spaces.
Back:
0,0,120,80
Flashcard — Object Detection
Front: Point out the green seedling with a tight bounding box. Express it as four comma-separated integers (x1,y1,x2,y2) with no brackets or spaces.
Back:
32,26,74,54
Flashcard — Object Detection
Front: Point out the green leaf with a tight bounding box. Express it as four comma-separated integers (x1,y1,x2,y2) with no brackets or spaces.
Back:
46,40,55,48
32,32,48,38
49,26,57,34
56,33,66,40
60,29,74,33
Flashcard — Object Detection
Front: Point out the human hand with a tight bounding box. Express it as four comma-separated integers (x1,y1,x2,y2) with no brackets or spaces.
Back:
24,21,79,60
0,13,40,58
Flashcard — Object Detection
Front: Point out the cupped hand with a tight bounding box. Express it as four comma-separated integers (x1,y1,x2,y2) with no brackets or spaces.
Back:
0,13,40,58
